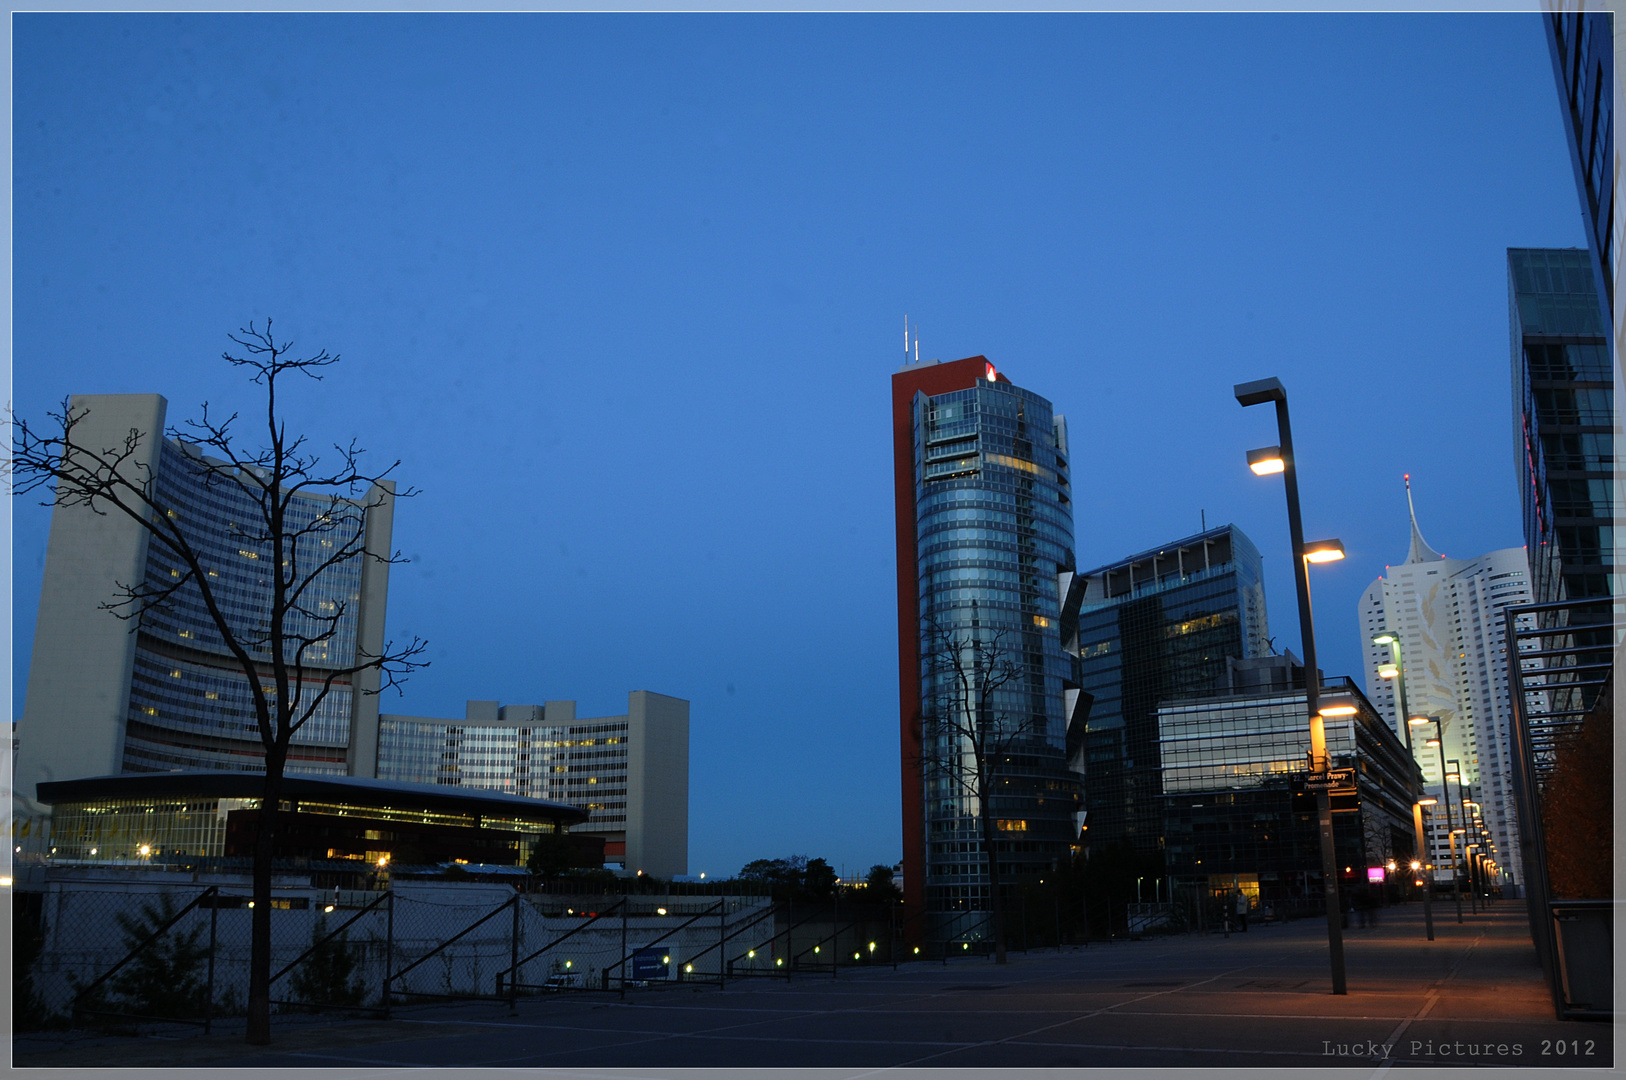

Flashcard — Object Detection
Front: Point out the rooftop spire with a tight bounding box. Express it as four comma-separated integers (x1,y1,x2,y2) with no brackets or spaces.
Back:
1403,473,1442,563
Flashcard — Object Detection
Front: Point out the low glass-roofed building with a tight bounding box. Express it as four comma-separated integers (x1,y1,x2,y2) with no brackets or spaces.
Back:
35,772,595,869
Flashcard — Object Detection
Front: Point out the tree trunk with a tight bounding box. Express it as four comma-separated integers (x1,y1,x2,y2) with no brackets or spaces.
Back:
246,750,286,1045
981,811,1008,965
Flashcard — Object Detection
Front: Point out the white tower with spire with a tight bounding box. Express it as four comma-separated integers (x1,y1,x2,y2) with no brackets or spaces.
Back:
1357,476,1533,890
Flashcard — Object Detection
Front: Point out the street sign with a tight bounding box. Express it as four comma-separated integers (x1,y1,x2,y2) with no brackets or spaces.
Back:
631,947,669,981
1303,768,1356,793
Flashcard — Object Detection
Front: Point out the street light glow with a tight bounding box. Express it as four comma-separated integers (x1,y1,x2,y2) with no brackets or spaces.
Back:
1372,632,1399,646
1317,693,1359,717
1418,797,1437,805
1302,538,1346,563
1247,446,1285,475
1378,663,1399,679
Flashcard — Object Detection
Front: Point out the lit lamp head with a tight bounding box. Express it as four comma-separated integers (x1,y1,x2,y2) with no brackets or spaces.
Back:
1247,445,1285,476
1372,631,1400,646
1417,797,1437,806
1445,772,1460,782
1317,692,1359,718
1426,738,1442,748
1302,538,1345,564
1378,663,1400,679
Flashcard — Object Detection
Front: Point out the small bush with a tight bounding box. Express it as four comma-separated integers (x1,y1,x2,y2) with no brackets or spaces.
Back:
289,915,368,1008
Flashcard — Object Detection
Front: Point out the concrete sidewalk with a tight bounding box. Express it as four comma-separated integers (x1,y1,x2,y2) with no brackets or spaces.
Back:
13,900,1613,1073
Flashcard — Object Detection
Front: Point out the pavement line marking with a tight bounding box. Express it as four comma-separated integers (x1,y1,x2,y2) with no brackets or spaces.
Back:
1369,928,1483,1080
1367,990,1439,1080
850,954,1285,1075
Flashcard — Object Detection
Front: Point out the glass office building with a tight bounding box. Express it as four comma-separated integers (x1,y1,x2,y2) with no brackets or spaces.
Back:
123,439,376,775
1543,11,1614,330
1159,667,1422,908
376,693,690,878
891,356,1083,923
1509,249,1614,617
1074,525,1269,854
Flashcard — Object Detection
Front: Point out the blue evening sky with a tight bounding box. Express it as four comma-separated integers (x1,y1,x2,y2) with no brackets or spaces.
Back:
12,14,1584,880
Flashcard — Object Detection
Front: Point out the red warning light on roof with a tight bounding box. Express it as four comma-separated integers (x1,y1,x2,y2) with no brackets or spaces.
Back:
986,362,998,382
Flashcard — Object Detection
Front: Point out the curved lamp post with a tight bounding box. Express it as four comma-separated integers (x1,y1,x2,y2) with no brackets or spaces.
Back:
1234,376,1347,996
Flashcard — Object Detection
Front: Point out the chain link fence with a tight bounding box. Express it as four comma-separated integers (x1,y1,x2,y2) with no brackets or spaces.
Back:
18,877,783,1032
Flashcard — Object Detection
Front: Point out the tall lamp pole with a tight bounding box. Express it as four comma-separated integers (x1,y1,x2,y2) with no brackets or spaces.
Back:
1371,631,1414,753
1409,716,1463,923
1234,376,1347,996
1412,799,1436,940
1447,759,1469,918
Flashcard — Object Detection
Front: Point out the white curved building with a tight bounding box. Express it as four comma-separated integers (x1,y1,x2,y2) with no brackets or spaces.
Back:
1357,480,1532,888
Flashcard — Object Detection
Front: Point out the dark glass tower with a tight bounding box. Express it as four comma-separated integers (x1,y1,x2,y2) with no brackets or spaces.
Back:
1544,11,1614,328
1508,248,1614,609
892,356,1083,926
1073,525,1269,855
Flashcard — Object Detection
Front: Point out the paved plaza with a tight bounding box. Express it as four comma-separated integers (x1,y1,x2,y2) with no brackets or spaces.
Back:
14,900,1615,1073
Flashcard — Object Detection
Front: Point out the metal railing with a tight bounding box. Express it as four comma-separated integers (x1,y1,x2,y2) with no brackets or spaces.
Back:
1504,597,1615,1021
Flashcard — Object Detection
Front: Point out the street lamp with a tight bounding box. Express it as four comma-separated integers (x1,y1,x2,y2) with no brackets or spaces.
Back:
1235,375,1347,995
1408,716,1464,923
1447,759,1471,917
1412,797,1436,941
1371,631,1415,754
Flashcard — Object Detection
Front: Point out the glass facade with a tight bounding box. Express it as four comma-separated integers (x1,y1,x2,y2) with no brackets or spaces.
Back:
377,717,630,833
48,792,572,864
1075,526,1268,854
910,374,1082,914
123,439,372,774
1159,673,1422,905
1510,249,1615,612
1545,11,1614,325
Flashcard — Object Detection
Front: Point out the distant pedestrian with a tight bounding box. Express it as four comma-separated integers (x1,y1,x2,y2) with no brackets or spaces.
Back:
1234,890,1249,932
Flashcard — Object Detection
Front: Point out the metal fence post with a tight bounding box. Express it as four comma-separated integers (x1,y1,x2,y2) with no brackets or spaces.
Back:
204,900,218,1035
620,901,628,1001
718,900,726,989
509,894,520,1015
382,890,394,1020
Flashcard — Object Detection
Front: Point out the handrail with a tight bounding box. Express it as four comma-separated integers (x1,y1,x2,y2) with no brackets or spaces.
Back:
387,893,515,987
497,898,624,981
269,891,390,986
603,900,723,978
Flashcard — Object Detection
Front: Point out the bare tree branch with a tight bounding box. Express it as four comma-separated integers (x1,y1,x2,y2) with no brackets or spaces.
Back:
5,320,426,1046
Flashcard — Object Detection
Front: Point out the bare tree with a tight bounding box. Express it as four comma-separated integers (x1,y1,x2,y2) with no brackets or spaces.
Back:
918,609,1041,965
8,321,427,1045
